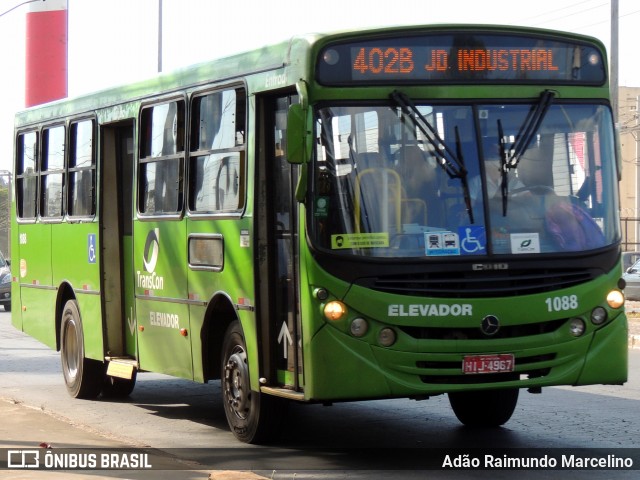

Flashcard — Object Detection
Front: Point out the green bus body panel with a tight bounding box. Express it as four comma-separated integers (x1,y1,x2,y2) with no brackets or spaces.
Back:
575,317,628,385
51,224,101,290
13,222,104,358
52,224,103,360
134,220,192,378
18,224,52,286
186,216,256,383
18,288,57,350
14,223,55,348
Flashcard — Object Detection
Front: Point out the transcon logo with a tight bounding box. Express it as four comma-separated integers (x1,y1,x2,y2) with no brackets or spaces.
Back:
138,228,165,291
143,228,160,273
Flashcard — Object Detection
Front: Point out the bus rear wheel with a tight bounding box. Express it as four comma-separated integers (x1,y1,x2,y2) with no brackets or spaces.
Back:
221,321,283,444
448,388,519,427
60,300,104,399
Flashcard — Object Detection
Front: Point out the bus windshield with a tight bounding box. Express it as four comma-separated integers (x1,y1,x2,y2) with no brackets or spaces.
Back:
310,100,619,257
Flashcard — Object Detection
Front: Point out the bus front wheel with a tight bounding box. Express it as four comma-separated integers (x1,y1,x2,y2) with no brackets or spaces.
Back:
221,321,283,443
448,388,519,427
60,300,104,399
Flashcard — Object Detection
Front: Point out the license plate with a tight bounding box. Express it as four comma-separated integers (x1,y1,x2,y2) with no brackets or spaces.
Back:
462,354,515,374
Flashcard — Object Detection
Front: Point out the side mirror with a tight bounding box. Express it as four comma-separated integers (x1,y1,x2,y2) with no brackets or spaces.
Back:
286,103,312,165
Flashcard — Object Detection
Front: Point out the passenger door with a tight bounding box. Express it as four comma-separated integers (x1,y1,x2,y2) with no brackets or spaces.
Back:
256,94,303,391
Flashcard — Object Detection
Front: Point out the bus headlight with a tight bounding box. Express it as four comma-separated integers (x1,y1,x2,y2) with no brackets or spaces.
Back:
590,307,607,325
569,318,586,337
350,317,369,337
378,328,396,347
324,301,347,321
606,290,624,309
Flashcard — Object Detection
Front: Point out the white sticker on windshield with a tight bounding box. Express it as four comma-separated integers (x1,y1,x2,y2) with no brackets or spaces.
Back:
510,233,540,254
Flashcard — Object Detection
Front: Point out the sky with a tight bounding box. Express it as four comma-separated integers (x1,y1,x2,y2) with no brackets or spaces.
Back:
0,0,639,175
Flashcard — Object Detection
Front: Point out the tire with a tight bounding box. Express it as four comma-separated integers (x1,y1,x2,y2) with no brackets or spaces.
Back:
60,300,104,399
102,371,137,398
221,320,284,443
3,303,10,312
448,388,519,427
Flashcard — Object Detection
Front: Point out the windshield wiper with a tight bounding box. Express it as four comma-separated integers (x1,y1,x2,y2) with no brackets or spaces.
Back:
390,90,474,223
390,90,466,178
498,89,556,215
508,89,555,169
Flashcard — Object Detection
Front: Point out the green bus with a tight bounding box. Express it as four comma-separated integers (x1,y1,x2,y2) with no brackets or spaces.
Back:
11,24,628,443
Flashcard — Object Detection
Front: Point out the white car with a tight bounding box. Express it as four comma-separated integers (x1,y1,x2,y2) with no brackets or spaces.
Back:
623,258,640,301
0,251,10,312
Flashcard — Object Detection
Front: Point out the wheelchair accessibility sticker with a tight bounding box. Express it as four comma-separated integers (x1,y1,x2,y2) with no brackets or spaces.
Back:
459,226,486,255
88,234,97,264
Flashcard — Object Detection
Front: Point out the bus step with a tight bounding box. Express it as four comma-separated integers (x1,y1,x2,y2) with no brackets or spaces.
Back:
105,357,138,380
260,386,305,401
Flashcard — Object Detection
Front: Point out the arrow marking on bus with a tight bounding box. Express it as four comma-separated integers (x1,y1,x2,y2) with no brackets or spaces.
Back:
278,322,293,359
128,308,135,336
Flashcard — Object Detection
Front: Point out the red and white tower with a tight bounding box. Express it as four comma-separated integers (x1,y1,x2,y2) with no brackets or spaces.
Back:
25,0,68,107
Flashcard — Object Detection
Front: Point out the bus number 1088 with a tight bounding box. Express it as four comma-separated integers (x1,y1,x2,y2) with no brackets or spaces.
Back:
545,295,579,312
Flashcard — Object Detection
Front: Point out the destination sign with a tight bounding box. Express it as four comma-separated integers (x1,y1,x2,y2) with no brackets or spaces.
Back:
317,32,606,85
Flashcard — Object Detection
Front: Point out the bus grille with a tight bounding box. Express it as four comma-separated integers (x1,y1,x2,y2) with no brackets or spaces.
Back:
364,269,595,298
398,318,566,340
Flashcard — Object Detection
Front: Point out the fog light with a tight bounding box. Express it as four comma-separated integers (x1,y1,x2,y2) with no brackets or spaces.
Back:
606,290,624,309
378,328,396,347
324,301,347,321
314,287,329,301
591,307,607,325
350,318,369,337
569,318,586,337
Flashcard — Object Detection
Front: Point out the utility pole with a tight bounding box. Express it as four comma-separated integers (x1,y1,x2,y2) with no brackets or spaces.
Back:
611,0,619,122
636,95,640,246
158,0,163,73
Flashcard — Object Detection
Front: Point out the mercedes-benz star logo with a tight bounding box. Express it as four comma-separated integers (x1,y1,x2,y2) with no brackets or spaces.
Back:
481,315,500,336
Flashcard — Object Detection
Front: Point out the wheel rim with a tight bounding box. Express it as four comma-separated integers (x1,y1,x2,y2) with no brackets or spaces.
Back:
223,345,250,420
63,318,79,381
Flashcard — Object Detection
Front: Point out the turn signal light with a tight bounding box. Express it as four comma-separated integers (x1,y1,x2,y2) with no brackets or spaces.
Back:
324,301,347,321
606,290,624,309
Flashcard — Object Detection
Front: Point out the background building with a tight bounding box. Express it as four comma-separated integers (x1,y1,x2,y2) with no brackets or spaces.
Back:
618,86,640,251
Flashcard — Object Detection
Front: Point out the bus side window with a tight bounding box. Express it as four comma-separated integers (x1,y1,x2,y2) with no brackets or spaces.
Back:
16,130,39,219
41,125,65,219
139,101,185,215
69,119,96,218
189,87,246,214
